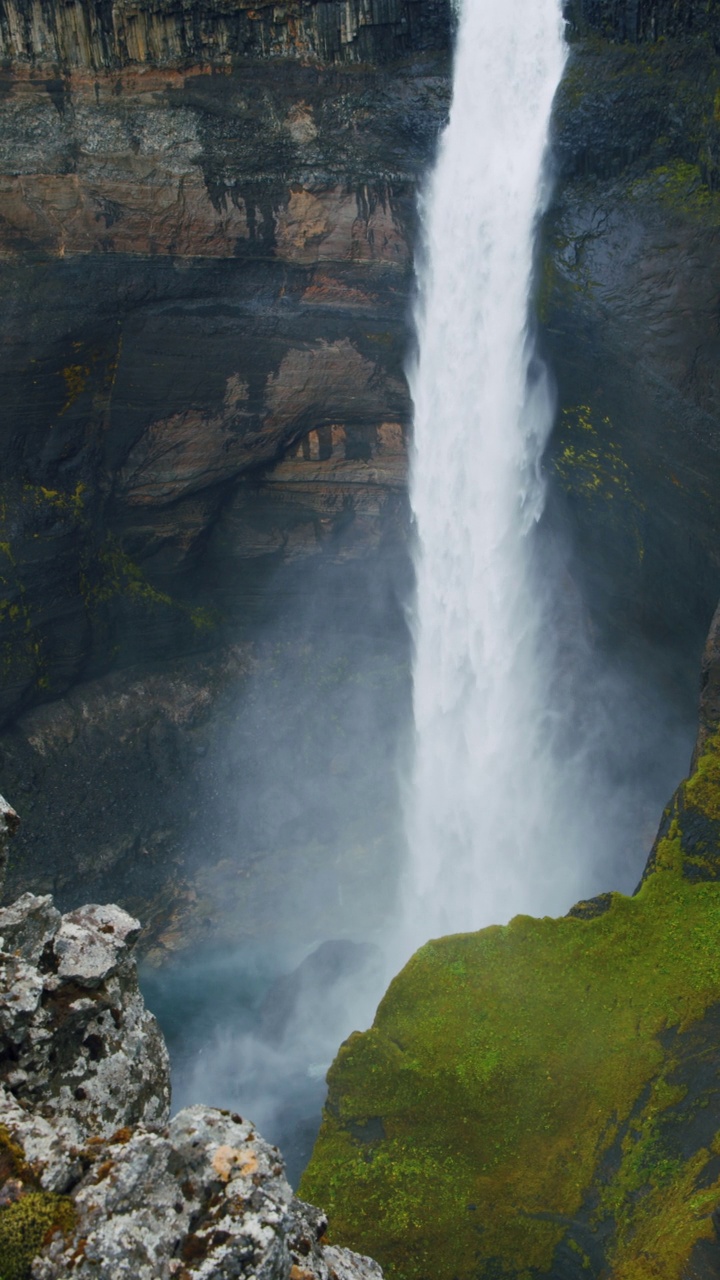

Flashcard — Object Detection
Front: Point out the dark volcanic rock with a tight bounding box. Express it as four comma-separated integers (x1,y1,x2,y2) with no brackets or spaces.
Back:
540,12,720,669
0,0,450,69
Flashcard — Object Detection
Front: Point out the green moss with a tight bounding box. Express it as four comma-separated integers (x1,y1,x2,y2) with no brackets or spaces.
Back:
80,536,220,632
0,1193,75,1280
83,540,173,610
23,481,87,522
552,404,637,505
628,161,720,224
549,404,645,564
59,363,90,414
301,732,720,1279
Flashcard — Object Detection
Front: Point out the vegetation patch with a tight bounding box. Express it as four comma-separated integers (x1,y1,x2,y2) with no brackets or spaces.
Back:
0,1193,76,1280
300,733,720,1280
549,404,645,564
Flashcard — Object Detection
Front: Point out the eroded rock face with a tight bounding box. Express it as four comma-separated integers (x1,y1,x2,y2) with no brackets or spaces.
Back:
0,893,170,1148
0,0,447,924
0,2,450,734
541,0,720,656
0,793,19,896
31,1105,383,1280
0,0,449,69
0,888,383,1280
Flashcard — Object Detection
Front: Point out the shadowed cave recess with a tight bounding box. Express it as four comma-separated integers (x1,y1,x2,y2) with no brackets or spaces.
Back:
0,0,719,1220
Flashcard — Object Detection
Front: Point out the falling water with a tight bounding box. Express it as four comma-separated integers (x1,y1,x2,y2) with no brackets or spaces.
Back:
401,0,570,950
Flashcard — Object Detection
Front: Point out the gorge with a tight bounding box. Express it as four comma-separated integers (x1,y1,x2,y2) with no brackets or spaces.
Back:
3,0,720,1276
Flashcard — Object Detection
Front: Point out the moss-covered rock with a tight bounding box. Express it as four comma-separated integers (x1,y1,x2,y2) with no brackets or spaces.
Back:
300,711,720,1279
0,1193,75,1280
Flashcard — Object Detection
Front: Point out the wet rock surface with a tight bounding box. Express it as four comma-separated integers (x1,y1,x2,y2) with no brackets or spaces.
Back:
0,888,383,1280
541,7,720,658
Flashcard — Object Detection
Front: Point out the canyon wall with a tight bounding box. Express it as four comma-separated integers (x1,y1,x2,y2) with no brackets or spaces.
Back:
2,0,720,947
546,0,720,654
0,0,450,941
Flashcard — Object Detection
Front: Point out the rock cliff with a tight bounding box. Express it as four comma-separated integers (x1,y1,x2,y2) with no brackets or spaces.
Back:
0,887,383,1280
0,0,450,935
0,0,451,733
3,0,720,958
543,0,720,652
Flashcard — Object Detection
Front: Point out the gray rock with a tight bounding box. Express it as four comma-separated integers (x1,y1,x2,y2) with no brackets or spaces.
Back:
0,793,19,897
32,1105,381,1280
0,893,170,1147
0,891,61,962
0,891,383,1280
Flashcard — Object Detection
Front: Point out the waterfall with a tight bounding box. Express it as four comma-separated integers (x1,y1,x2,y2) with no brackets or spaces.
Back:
401,0,569,950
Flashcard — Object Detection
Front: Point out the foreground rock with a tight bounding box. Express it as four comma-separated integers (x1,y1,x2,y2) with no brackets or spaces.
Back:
0,793,19,895
0,891,383,1280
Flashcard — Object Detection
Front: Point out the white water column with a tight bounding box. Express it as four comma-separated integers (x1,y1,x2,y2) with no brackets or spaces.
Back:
402,0,569,949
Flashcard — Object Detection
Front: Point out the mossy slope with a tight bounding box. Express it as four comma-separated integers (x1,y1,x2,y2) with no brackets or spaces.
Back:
0,1127,75,1280
300,731,720,1280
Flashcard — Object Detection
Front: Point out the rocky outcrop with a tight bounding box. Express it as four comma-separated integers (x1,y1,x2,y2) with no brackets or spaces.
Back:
0,894,170,1153
0,888,383,1280
0,794,19,896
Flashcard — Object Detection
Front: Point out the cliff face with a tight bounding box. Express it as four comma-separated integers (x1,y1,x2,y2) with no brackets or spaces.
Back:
0,0,450,933
4,0,720,941
0,0,451,730
542,0,720,650
0,0,449,69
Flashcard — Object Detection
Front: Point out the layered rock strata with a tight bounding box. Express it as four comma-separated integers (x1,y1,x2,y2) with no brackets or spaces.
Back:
0,888,383,1280
0,0,450,922
0,0,451,734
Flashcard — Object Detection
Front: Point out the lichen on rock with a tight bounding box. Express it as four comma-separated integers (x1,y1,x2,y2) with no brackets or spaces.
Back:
0,795,19,898
0,895,170,1152
0,884,383,1280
